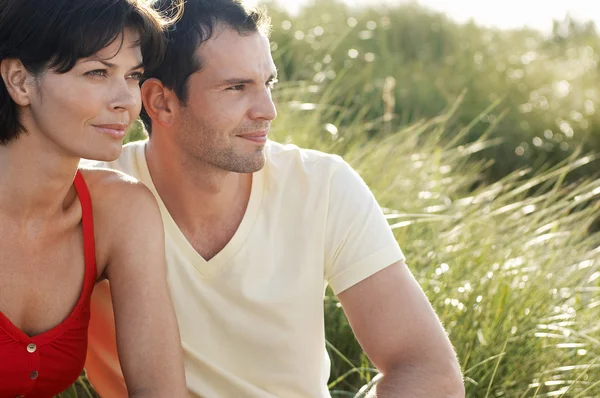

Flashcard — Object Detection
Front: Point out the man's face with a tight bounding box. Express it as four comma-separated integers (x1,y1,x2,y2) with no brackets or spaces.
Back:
175,26,278,173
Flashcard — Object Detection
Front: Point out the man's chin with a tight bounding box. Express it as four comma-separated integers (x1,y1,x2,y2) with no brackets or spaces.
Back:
230,152,266,174
245,154,266,174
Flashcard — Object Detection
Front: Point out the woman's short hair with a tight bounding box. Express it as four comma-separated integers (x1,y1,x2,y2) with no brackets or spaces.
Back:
0,0,182,145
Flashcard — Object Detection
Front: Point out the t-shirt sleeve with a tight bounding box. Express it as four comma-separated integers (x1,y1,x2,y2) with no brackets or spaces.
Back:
324,159,405,295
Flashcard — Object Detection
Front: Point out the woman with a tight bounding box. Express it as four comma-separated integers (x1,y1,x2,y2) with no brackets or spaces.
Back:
0,0,187,397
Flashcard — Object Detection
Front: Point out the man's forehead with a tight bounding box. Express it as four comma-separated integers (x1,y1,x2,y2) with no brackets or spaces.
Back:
196,27,275,77
199,25,270,58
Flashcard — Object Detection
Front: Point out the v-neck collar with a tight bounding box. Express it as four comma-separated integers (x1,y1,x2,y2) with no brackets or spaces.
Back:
135,141,264,278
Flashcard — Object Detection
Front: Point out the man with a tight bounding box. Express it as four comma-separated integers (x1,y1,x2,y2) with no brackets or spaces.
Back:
84,0,465,397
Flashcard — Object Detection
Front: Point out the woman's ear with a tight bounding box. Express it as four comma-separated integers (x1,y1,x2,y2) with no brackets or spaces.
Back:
0,59,34,107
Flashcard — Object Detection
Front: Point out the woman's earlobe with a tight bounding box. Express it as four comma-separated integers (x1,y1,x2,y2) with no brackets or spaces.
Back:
0,59,33,107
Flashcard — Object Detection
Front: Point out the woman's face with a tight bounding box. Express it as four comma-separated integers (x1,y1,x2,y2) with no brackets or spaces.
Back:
24,28,144,161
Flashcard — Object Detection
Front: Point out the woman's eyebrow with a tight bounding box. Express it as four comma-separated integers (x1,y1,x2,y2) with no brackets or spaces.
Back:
80,59,144,71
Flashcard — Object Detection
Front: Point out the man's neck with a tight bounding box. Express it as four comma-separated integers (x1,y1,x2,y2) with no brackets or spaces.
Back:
144,138,252,260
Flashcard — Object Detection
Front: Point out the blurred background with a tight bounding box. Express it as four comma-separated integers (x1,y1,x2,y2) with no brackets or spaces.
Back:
112,1,600,397
242,0,600,183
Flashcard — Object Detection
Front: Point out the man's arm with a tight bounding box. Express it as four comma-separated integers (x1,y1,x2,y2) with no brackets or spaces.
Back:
338,260,465,398
322,159,463,396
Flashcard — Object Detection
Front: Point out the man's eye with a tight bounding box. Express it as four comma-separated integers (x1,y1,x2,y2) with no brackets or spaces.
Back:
227,85,245,91
267,79,279,89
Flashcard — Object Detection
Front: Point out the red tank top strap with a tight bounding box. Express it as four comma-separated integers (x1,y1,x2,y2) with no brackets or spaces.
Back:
73,170,98,295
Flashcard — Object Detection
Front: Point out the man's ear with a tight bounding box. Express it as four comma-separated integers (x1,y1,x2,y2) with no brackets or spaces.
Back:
141,78,179,128
1,59,34,106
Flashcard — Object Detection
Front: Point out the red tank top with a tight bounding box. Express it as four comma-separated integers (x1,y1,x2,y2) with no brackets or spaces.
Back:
0,170,97,398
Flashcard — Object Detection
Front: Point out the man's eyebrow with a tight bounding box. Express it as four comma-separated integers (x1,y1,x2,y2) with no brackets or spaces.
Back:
217,73,279,86
219,78,255,86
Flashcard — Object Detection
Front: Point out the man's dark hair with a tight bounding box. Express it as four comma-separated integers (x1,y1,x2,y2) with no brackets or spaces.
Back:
0,0,181,145
140,0,271,133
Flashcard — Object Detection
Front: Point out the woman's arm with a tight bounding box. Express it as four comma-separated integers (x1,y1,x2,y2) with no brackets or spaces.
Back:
92,171,187,397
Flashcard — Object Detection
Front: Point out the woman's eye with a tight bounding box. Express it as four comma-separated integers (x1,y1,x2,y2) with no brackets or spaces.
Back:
85,69,107,78
128,72,144,81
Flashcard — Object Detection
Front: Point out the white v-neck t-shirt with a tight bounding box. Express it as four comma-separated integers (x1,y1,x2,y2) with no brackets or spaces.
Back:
84,139,405,398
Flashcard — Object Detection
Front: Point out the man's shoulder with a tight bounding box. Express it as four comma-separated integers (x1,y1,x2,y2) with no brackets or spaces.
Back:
265,140,347,176
263,141,377,207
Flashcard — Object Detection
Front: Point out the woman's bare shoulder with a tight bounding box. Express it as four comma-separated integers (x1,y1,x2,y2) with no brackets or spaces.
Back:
78,167,154,207
79,166,140,188
77,167,162,240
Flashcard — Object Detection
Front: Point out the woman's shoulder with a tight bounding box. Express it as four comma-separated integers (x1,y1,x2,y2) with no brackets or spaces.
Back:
78,167,163,275
79,166,138,186
77,167,161,233
78,167,153,204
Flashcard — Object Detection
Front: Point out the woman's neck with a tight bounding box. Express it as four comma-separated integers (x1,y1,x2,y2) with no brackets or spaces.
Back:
0,130,80,220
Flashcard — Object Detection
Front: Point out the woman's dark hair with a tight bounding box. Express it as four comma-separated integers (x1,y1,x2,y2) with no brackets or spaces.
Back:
140,0,271,133
0,0,182,145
